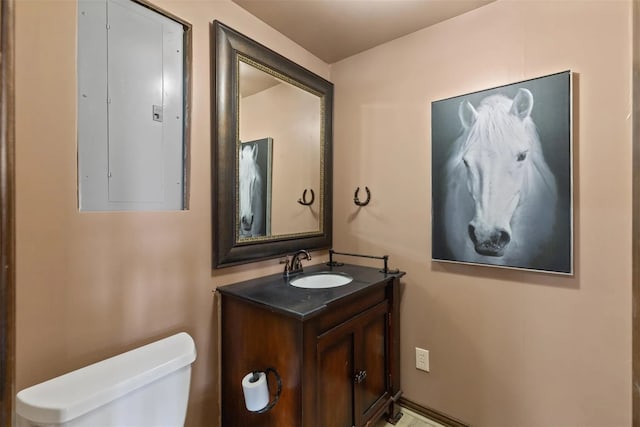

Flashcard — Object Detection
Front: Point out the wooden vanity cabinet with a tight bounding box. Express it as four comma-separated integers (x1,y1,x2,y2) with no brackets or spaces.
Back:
219,269,403,427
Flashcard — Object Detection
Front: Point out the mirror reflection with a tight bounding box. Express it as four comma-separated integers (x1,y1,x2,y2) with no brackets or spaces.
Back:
238,58,322,241
212,20,332,268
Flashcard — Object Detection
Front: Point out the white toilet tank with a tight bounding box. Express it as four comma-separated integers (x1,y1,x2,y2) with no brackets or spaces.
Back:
16,332,196,427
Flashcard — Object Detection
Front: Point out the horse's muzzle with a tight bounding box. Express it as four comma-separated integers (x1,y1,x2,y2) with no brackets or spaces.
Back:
468,224,511,257
241,214,254,231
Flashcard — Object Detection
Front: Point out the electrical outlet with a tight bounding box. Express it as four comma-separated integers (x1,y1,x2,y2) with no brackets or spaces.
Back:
416,347,429,372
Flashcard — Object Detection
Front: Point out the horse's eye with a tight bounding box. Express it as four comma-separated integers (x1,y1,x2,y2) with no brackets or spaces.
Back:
462,158,469,168
517,151,528,162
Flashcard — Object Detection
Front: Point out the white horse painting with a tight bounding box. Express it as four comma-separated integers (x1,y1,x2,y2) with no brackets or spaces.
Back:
239,143,265,238
441,88,559,269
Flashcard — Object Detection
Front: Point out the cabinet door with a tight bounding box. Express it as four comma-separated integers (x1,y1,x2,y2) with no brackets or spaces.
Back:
316,301,389,427
317,330,354,427
357,303,389,422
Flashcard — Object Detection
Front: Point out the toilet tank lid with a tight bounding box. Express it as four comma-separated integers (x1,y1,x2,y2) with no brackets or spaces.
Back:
16,332,196,424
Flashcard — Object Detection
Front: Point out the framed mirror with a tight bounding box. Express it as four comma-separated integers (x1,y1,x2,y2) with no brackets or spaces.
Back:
212,21,333,268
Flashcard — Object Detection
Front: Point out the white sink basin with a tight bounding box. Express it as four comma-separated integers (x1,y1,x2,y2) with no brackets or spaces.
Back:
289,272,353,289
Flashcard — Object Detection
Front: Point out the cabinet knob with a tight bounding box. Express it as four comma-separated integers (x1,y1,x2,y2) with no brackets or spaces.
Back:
354,370,367,384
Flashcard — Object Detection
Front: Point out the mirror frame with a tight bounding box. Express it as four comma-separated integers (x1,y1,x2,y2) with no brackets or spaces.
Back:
211,21,333,268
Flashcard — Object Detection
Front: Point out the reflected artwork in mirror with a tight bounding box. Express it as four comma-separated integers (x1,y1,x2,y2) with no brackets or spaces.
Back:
239,137,272,239
212,21,333,268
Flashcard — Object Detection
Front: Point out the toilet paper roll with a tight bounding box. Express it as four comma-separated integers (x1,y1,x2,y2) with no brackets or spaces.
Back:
242,371,270,412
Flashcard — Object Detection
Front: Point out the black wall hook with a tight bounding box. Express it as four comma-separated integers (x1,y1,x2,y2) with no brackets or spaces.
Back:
354,186,371,206
297,188,315,206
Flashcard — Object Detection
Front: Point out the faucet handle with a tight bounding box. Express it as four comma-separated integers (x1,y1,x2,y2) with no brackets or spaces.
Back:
280,257,291,275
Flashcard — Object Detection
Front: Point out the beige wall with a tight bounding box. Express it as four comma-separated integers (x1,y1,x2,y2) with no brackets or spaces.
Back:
14,1,329,425
331,1,632,426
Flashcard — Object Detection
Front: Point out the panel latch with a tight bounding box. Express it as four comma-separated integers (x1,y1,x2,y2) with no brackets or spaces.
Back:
152,104,163,122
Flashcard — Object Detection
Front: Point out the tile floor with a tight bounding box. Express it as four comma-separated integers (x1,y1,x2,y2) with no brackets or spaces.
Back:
376,407,447,427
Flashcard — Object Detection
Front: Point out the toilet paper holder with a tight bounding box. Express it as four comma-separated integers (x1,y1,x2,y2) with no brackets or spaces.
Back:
242,367,282,413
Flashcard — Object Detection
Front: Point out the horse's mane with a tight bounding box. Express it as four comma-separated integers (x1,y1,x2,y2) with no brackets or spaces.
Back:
446,94,556,197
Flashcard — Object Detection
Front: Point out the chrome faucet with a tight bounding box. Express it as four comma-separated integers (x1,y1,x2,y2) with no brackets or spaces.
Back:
283,249,311,277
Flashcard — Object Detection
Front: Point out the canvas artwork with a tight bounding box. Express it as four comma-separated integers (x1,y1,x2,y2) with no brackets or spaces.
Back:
238,137,272,239
431,71,573,274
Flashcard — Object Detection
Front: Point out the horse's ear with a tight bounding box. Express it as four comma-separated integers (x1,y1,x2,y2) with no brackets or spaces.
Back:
458,100,478,128
251,143,259,160
510,88,534,119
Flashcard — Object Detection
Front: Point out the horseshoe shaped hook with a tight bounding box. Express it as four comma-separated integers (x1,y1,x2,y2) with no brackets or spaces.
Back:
297,188,315,206
354,186,371,207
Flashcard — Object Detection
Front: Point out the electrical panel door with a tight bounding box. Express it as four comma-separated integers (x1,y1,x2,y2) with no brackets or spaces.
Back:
78,0,185,211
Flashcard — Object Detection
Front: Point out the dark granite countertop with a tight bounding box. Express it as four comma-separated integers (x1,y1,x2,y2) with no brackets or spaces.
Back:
217,263,405,320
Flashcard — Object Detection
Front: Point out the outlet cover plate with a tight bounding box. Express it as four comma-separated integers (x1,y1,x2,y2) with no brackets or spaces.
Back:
416,347,429,372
